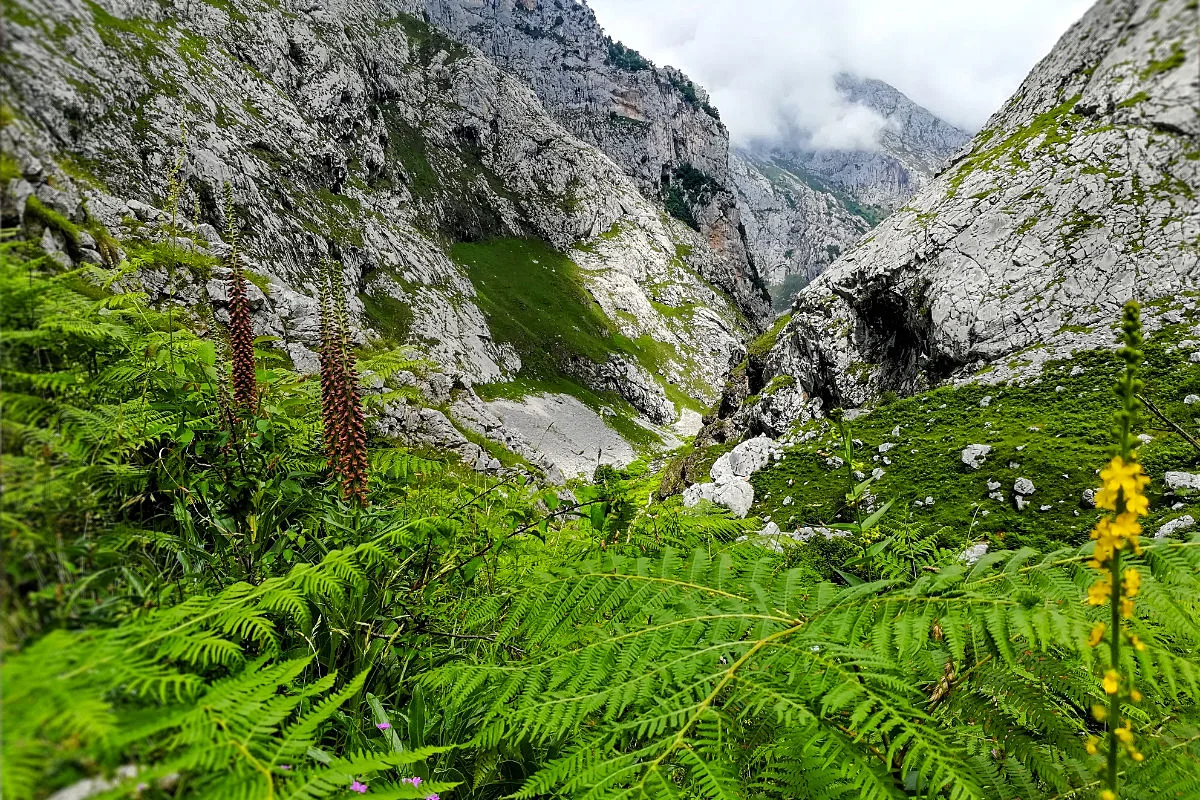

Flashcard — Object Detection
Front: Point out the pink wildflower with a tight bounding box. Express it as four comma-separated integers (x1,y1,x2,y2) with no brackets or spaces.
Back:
280,765,292,771
376,722,391,730
404,777,422,787
427,794,439,800
350,780,368,793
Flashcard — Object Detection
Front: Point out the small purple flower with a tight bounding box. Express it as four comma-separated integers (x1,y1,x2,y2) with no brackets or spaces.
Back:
376,722,391,730
350,780,368,794
427,793,439,800
279,765,292,771
404,777,422,787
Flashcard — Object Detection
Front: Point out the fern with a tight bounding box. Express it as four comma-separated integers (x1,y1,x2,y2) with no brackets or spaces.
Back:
426,536,1200,799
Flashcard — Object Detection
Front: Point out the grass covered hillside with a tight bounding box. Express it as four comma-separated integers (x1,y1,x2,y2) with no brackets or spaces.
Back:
742,311,1200,557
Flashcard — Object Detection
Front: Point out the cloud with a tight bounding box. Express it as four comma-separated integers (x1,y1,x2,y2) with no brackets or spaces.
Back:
586,0,1095,148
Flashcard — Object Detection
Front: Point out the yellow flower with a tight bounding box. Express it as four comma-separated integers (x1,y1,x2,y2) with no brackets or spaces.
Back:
1133,751,1145,762
1122,597,1135,618
1130,634,1146,652
1131,688,1143,702
1123,567,1142,598
1112,513,1142,539
1092,704,1107,721
1085,735,1100,755
1103,669,1121,694
1087,579,1112,606
1125,491,1149,516
1089,622,1106,647
1096,456,1151,513
1115,727,1134,744
1101,791,1116,800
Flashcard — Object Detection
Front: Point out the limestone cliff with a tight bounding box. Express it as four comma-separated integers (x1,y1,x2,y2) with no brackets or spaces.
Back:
730,149,871,293
422,0,770,323
0,0,760,478
712,0,1199,441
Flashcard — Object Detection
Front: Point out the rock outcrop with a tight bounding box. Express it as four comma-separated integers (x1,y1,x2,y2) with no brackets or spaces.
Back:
0,0,762,478
730,149,870,289
733,75,971,295
715,0,1200,438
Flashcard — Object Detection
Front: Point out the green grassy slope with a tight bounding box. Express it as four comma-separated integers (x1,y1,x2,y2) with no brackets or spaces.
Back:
746,316,1200,554
453,237,677,450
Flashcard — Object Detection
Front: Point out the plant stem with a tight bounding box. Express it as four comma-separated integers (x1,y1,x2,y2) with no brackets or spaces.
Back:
1107,541,1121,795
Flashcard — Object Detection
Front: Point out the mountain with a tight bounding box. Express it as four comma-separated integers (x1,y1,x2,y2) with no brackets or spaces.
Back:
707,0,1199,441
422,0,769,322
0,0,765,480
786,75,975,212
733,75,972,298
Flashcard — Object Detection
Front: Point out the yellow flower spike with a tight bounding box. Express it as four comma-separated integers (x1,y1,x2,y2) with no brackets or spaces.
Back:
1116,727,1134,744
1133,751,1145,762
1131,689,1143,702
1103,670,1121,695
1088,580,1113,606
1101,790,1116,800
1123,568,1141,598
1121,598,1135,618
1089,622,1106,647
1096,457,1151,514
1130,635,1146,652
1092,704,1108,721
1086,736,1100,755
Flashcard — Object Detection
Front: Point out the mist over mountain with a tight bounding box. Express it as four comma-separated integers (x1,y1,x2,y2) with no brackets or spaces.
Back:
734,74,972,299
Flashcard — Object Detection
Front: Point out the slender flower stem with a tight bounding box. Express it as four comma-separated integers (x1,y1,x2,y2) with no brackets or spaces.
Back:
1107,520,1121,794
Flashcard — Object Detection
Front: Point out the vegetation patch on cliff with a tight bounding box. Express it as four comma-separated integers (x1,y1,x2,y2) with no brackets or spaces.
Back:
455,237,690,445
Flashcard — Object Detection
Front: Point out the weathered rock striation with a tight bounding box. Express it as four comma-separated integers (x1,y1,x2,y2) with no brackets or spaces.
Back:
0,0,762,478
730,149,871,290
712,0,1200,440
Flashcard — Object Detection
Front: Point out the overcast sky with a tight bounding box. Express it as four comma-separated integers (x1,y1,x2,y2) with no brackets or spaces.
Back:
587,0,1094,148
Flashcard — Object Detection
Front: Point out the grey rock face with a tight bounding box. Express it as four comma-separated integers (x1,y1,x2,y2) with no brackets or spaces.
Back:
960,542,989,564
714,0,1200,436
1165,471,1200,492
774,75,973,212
733,76,970,294
423,0,770,323
682,435,782,518
730,149,870,287
1156,515,1196,538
